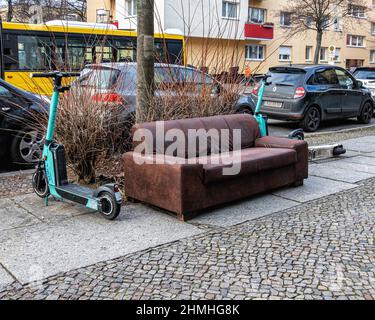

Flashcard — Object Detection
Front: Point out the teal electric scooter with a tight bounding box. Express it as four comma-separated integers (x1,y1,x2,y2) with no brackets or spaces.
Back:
254,74,346,160
31,71,122,220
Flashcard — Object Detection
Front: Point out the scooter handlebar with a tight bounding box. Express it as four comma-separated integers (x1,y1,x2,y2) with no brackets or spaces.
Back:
30,72,81,78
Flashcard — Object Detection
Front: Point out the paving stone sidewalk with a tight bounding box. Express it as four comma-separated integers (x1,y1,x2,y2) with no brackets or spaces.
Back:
1,176,375,300
1,135,375,300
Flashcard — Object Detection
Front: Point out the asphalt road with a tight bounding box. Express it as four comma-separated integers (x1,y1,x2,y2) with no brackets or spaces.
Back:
268,117,375,137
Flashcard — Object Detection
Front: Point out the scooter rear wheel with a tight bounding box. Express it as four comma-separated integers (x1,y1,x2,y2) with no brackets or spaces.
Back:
32,170,49,198
98,191,121,220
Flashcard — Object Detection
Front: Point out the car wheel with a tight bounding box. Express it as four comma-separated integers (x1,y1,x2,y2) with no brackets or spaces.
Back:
357,102,373,124
10,128,44,164
300,107,321,132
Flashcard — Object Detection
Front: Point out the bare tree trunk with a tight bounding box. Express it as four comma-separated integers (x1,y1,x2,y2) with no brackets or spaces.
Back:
7,0,13,22
314,30,323,64
136,0,155,123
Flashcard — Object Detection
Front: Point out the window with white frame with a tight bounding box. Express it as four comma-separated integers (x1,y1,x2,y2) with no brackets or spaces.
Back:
320,47,328,61
248,7,266,24
347,35,365,47
370,50,375,63
348,4,366,18
125,0,137,16
96,9,110,23
222,1,239,19
305,46,312,61
373,0,375,6
280,11,292,26
333,17,342,31
371,23,375,35
279,46,292,61
245,45,265,60
334,48,341,61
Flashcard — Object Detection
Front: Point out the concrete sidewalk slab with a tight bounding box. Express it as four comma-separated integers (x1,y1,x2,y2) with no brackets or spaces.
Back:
325,160,375,174
192,194,299,227
0,198,41,232
0,199,202,284
272,176,357,203
340,136,375,153
309,163,375,183
12,194,93,223
0,265,14,290
339,155,375,166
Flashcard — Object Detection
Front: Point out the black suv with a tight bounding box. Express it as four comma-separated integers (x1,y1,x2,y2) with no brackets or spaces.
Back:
252,64,374,132
0,79,48,165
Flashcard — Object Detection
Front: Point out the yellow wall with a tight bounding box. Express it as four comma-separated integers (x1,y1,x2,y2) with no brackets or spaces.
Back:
87,0,114,22
87,0,375,74
245,0,375,73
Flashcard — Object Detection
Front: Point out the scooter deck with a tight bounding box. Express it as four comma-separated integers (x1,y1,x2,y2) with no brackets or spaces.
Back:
55,184,95,206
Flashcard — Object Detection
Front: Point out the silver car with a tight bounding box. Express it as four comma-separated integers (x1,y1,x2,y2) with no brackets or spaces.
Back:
353,67,375,100
73,62,256,119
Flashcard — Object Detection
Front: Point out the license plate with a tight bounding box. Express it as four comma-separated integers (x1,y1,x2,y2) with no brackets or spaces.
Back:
263,100,283,108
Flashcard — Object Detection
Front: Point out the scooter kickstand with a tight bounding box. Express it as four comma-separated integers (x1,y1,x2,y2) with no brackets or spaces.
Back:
44,196,49,207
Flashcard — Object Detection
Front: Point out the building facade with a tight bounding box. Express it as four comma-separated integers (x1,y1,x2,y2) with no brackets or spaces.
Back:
87,0,375,73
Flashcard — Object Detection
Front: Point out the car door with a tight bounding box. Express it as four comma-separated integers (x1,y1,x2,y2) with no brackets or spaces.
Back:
335,68,363,116
0,82,25,126
308,68,341,118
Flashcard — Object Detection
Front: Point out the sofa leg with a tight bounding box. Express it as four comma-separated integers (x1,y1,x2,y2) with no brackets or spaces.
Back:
177,213,187,222
292,180,304,187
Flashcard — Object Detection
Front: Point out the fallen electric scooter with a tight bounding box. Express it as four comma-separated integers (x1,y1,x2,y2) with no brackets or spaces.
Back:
253,74,346,161
31,71,122,220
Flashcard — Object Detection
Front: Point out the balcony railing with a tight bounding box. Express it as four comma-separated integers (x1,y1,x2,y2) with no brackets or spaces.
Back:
244,22,274,40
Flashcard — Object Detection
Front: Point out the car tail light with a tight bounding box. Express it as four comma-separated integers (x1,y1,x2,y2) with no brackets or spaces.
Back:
92,92,124,104
252,83,261,96
294,87,306,99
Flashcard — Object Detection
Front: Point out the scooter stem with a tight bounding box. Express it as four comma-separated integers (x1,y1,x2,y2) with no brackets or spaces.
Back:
45,89,59,145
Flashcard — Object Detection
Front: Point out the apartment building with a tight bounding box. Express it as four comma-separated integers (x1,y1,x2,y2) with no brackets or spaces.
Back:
87,0,375,73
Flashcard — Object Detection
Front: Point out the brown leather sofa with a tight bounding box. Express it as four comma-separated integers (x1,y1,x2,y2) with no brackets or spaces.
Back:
123,114,308,221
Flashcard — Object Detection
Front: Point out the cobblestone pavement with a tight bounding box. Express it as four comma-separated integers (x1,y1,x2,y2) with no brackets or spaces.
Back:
1,176,375,300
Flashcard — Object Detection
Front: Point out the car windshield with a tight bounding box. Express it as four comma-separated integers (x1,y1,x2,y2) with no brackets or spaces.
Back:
353,70,375,80
78,67,121,89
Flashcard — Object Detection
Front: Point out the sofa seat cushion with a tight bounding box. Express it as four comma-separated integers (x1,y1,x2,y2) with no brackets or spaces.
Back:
202,147,297,184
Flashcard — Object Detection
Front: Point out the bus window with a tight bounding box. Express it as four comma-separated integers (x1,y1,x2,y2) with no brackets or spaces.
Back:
67,38,89,70
17,35,51,70
167,41,184,65
113,38,136,62
154,40,166,63
94,37,113,63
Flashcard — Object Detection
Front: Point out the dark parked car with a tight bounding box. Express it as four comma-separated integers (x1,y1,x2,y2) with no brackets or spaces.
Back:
74,63,256,118
0,79,48,165
251,64,374,132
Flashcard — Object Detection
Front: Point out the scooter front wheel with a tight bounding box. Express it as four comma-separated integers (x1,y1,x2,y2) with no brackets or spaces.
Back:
32,170,49,198
98,191,121,220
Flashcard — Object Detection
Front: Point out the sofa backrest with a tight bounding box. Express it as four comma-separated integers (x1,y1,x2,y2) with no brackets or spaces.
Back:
132,114,261,158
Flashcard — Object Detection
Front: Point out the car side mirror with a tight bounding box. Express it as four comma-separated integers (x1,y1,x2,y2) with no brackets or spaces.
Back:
356,80,363,88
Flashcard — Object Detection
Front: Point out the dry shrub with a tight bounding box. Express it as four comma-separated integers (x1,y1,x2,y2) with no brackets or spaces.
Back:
53,86,131,183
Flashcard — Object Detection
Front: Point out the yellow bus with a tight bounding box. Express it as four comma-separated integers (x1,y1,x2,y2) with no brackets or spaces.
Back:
0,20,185,95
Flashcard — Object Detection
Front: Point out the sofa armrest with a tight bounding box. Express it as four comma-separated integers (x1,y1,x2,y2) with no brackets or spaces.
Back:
255,136,307,154
123,152,204,215
255,136,308,180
